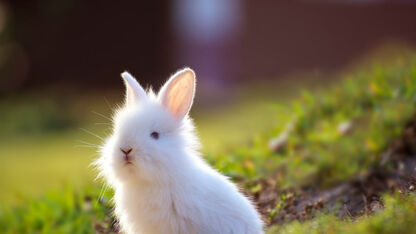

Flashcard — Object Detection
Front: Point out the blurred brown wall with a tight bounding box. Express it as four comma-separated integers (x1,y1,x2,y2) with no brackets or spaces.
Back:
239,1,416,78
3,0,173,90
1,0,416,91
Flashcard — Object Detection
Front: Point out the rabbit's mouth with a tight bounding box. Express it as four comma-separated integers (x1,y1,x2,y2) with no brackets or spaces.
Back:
123,158,134,166
122,154,135,166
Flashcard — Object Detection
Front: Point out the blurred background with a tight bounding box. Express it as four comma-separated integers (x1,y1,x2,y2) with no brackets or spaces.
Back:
1,0,416,207
2,0,416,93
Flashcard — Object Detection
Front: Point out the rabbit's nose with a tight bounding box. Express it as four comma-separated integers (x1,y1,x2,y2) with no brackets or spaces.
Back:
120,147,133,155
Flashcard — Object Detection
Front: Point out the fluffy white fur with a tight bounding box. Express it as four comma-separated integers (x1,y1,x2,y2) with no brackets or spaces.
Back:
96,68,264,234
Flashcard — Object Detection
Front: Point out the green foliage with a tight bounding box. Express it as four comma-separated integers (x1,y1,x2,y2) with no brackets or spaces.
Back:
284,62,416,186
268,193,416,234
213,56,416,188
0,186,114,233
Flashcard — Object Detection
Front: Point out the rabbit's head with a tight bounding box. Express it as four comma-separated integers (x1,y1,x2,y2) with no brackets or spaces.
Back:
98,68,198,185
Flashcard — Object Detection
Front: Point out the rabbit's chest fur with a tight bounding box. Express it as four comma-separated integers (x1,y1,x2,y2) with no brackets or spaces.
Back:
114,184,196,234
113,169,263,234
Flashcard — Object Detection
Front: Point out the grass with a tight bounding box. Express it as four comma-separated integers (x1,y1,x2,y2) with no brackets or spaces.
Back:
0,187,114,233
1,48,416,233
279,62,416,186
214,57,416,188
0,131,97,203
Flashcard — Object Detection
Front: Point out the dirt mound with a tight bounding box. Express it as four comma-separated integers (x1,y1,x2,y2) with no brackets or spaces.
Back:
250,117,416,226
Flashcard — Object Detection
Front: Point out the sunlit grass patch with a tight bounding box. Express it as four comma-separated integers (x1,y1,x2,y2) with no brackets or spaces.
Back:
0,186,114,233
0,131,98,203
224,57,416,187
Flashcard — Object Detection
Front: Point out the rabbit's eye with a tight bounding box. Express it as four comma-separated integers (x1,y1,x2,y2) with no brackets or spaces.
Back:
150,131,159,140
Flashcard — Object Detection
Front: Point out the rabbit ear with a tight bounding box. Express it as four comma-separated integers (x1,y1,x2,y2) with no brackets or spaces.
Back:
121,71,147,106
159,68,196,120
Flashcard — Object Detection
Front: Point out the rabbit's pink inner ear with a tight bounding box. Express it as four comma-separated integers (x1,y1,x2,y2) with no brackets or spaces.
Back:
161,68,196,120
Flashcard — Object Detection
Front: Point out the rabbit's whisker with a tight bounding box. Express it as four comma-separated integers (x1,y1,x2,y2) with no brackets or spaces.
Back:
92,111,113,122
77,140,100,147
74,145,98,148
104,97,113,110
98,184,109,204
94,122,111,126
80,128,105,141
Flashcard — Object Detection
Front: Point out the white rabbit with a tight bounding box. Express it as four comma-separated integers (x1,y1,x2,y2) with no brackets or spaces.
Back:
95,68,264,234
